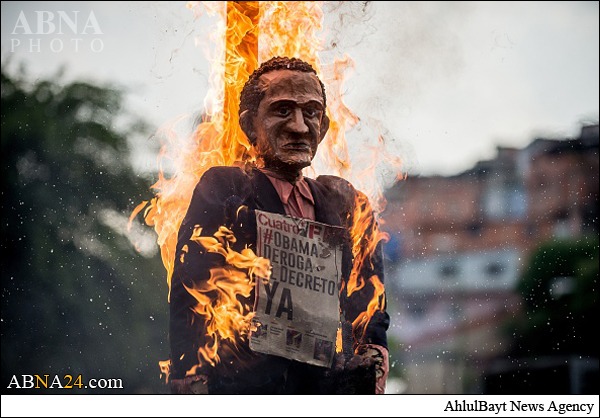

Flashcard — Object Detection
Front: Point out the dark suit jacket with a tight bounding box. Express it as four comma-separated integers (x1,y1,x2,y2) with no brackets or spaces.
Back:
169,166,390,390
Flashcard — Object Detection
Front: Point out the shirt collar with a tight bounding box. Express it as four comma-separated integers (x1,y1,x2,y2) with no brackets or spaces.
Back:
259,168,315,205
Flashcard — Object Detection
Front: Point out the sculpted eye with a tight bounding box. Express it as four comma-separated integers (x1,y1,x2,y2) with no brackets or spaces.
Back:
303,106,323,119
303,108,317,117
275,105,291,117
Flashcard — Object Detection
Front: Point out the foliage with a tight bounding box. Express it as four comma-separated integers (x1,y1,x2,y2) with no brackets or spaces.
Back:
1,67,169,394
509,236,598,357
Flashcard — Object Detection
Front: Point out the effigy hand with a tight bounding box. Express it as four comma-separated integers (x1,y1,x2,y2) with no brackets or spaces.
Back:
170,375,209,395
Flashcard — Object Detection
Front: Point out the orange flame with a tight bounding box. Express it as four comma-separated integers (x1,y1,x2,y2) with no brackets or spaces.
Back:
130,1,405,372
352,275,386,333
185,225,271,368
159,359,171,384
345,191,389,346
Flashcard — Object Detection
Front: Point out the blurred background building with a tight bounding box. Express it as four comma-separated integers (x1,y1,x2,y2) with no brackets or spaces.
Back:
382,124,599,394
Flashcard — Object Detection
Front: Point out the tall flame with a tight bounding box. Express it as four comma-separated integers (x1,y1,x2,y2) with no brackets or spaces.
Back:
347,192,388,343
133,1,405,375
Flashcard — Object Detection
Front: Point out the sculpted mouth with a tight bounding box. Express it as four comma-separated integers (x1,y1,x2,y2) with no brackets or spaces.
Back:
283,142,311,151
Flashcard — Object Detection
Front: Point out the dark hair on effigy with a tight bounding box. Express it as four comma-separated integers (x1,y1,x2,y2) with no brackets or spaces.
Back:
239,56,327,117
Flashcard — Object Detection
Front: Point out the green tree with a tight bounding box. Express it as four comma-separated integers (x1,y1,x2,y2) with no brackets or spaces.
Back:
511,237,598,357
1,66,169,394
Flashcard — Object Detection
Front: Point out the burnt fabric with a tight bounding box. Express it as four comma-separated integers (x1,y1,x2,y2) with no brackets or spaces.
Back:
169,166,389,394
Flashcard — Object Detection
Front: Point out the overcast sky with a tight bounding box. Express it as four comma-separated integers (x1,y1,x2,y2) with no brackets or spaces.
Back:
2,1,598,177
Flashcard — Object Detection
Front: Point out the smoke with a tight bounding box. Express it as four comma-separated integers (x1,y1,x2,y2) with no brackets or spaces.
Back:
323,2,468,106
315,2,472,192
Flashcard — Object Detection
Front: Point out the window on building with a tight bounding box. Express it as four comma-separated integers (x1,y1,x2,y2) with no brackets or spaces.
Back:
485,261,505,278
406,302,427,319
483,185,527,220
439,262,459,279
468,222,482,237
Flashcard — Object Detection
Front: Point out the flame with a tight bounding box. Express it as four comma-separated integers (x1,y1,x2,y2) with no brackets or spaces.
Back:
335,328,343,354
345,191,389,346
129,1,405,374
352,275,386,334
159,359,171,384
185,225,271,368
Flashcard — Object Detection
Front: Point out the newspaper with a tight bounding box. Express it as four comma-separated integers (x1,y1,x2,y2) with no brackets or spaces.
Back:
249,210,345,368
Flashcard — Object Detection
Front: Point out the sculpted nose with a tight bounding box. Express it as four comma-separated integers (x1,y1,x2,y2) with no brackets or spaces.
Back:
287,108,309,134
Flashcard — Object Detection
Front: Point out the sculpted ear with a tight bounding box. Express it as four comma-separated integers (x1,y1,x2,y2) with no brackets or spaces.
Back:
319,113,330,143
239,110,256,145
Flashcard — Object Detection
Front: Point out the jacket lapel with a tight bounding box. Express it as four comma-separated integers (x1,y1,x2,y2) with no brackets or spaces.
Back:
306,178,343,227
250,169,286,215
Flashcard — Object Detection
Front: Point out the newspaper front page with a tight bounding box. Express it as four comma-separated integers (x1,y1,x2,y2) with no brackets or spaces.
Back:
250,210,345,368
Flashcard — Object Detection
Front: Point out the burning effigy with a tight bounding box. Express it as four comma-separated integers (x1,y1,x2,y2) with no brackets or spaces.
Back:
131,1,403,394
